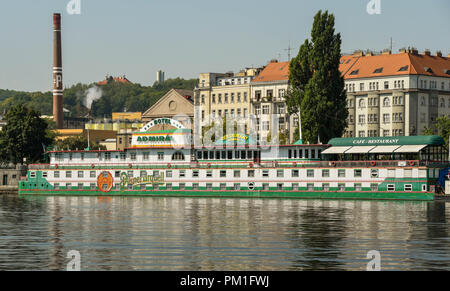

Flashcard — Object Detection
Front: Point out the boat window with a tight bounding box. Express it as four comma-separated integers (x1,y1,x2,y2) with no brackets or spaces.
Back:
262,170,269,177
387,184,395,191
404,184,412,191
241,151,246,159
288,150,292,159
209,151,214,159
292,170,299,177
354,169,362,177
172,151,185,161
307,170,314,177
248,170,255,177
193,170,199,177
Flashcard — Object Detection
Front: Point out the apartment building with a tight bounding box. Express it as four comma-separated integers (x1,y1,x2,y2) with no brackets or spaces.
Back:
195,68,262,137
342,49,450,137
250,60,296,143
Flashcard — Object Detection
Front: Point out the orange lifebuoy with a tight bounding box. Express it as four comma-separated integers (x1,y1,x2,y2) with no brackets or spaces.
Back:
410,160,415,166
249,162,254,168
128,163,132,168
330,161,336,167
167,163,171,168
55,164,58,169
91,164,95,168
370,161,376,166
292,162,297,167
207,163,211,168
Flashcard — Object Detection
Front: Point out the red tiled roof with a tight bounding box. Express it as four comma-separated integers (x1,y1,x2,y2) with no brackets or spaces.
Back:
98,76,132,85
340,52,450,79
251,61,290,83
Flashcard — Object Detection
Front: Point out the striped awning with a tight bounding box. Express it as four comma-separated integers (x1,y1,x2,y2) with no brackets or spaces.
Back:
394,145,427,153
344,146,376,154
369,145,401,153
321,146,351,154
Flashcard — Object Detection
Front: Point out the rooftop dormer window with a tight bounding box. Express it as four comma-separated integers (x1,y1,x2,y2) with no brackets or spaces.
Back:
425,67,433,74
373,68,383,74
349,69,359,76
398,65,409,72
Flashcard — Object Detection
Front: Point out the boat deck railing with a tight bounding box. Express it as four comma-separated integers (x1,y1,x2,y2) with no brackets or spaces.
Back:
27,160,449,170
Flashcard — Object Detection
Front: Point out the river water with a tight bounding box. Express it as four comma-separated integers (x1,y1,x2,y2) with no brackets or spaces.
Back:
0,194,449,271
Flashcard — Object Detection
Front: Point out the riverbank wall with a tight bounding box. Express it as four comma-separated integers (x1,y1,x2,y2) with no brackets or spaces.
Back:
0,164,26,194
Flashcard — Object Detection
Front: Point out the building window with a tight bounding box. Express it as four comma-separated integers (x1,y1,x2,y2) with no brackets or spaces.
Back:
130,153,136,160
384,81,389,89
359,99,365,108
262,105,270,114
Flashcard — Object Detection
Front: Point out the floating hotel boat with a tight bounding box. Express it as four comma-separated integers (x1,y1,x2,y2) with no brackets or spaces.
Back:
19,118,450,201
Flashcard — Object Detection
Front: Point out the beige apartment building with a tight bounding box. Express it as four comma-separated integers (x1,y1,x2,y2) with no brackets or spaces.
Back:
195,68,262,137
342,49,450,138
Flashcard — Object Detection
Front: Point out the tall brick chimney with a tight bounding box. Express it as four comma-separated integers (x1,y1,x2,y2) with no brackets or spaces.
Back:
53,13,63,129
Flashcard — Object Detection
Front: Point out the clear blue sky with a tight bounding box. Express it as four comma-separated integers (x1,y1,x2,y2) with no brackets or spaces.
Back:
0,0,449,92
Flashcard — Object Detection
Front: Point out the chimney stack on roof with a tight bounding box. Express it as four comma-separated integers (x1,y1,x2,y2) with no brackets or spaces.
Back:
366,50,374,56
382,49,391,55
424,49,431,56
399,48,407,53
353,50,364,57
436,51,443,57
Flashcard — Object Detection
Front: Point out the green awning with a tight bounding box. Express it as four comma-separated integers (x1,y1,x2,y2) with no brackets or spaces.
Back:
328,135,444,147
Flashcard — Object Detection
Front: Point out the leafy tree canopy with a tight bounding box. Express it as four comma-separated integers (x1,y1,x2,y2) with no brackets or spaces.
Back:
423,116,450,149
0,104,54,165
54,135,106,151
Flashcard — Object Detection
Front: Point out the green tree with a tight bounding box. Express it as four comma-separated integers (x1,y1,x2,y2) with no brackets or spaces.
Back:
0,104,54,165
423,116,450,149
287,10,347,144
54,135,106,151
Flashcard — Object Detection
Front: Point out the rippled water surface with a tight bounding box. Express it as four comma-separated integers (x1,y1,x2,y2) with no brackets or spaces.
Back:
1,194,449,270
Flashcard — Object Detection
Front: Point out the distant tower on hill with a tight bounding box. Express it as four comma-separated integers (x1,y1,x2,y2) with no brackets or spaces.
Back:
156,70,165,84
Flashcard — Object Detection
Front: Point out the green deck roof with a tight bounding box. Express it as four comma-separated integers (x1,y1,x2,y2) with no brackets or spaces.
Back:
328,135,444,147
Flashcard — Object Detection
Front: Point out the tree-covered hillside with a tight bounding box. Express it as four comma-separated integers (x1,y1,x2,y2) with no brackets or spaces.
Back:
0,77,198,118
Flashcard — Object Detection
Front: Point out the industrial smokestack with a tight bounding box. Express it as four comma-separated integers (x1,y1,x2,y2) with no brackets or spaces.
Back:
53,13,63,129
